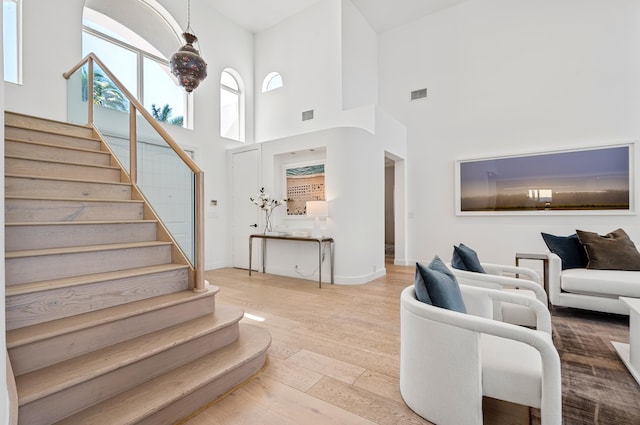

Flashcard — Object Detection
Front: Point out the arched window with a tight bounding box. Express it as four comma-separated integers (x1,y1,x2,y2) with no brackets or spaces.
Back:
82,3,187,127
262,72,283,92
3,0,21,84
220,69,244,141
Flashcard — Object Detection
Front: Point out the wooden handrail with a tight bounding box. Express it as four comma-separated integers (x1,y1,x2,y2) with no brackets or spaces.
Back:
63,53,205,292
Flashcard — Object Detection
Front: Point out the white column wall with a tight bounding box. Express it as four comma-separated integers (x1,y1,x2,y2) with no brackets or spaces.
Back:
378,0,640,266
4,0,255,270
341,0,377,111
257,126,388,284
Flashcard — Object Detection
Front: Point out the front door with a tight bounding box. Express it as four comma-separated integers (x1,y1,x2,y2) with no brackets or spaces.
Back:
231,148,260,269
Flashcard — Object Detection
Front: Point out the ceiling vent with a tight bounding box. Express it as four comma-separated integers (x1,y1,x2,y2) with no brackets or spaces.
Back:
302,110,314,121
410,88,427,101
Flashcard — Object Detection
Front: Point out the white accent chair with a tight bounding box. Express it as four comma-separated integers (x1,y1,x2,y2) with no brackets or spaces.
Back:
448,262,547,327
400,284,562,425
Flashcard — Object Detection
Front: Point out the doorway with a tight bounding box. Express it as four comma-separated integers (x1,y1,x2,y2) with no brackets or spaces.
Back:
384,152,406,266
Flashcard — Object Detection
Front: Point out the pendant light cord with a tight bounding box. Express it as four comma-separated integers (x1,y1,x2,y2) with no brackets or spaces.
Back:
186,0,192,33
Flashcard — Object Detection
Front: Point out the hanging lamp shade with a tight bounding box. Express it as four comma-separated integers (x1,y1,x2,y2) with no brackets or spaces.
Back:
170,31,207,93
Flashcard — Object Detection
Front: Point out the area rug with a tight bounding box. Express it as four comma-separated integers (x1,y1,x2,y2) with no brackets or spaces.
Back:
531,307,640,424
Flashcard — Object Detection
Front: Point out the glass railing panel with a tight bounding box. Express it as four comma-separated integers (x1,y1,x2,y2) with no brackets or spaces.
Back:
135,115,195,264
66,63,88,126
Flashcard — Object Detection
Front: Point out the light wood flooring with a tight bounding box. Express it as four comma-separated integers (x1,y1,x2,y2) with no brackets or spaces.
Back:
181,262,530,425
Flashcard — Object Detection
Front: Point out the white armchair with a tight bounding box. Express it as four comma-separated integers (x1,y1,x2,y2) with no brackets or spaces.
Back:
400,284,562,425
448,262,548,327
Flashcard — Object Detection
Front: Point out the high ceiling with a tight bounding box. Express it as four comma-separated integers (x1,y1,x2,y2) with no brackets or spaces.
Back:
206,0,467,33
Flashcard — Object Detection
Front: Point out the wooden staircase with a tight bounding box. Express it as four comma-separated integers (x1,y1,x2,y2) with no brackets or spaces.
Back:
4,111,271,424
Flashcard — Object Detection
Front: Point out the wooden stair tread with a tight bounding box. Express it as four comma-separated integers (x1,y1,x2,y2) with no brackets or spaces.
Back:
16,304,245,404
5,136,106,154
54,323,271,425
6,112,95,133
6,285,219,348
5,125,99,142
5,195,142,204
5,263,189,297
5,173,131,186
6,240,172,259
6,154,121,170
6,219,157,227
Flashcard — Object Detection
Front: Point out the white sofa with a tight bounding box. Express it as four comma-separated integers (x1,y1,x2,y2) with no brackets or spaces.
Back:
400,284,562,425
547,252,640,315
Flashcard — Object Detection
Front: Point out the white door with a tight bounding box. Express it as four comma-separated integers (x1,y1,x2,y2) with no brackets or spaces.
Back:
232,148,260,269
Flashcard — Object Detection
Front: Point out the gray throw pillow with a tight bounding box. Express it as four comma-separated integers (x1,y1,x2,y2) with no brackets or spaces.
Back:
415,256,467,313
576,228,640,271
451,243,486,273
414,263,433,304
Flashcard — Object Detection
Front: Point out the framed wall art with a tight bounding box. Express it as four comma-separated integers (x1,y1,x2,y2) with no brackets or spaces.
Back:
455,143,634,215
284,161,326,216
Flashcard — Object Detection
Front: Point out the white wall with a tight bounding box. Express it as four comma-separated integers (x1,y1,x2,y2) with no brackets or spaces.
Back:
4,0,255,271
341,0,377,110
254,0,343,142
1,2,8,418
256,126,389,283
378,0,640,267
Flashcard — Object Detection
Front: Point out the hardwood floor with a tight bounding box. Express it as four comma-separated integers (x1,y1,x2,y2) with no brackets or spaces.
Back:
181,261,530,425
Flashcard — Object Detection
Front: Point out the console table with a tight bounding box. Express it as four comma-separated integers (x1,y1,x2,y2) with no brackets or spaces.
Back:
249,234,334,288
612,297,640,385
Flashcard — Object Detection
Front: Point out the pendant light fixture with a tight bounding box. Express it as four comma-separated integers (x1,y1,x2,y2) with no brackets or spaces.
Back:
170,0,207,93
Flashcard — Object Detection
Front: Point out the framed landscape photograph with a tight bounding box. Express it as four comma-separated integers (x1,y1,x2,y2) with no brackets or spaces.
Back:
284,162,326,216
455,143,634,215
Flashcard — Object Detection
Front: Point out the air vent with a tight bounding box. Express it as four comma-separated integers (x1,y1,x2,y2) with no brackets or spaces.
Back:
302,110,314,121
410,88,427,101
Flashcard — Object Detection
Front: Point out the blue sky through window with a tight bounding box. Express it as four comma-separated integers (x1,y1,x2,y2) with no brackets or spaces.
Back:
3,0,19,83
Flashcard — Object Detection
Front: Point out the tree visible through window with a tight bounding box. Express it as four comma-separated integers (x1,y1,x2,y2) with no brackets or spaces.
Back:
82,7,186,127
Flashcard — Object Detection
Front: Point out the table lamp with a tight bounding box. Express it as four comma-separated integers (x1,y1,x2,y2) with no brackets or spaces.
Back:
306,201,328,238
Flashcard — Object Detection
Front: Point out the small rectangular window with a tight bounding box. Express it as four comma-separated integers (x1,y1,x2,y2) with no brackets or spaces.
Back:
3,0,21,84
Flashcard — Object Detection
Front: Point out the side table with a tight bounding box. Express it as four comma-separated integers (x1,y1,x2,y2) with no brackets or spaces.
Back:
612,297,640,385
515,252,549,308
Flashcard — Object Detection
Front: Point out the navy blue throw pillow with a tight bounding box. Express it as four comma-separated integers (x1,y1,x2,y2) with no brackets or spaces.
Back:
541,233,588,270
415,256,467,313
451,243,486,273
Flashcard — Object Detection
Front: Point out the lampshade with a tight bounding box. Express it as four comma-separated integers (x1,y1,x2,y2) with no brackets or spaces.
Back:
306,201,328,217
170,32,207,93
170,0,207,93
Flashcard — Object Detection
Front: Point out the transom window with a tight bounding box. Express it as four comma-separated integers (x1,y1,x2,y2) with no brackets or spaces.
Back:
3,0,21,84
220,69,244,141
262,72,283,92
82,8,187,127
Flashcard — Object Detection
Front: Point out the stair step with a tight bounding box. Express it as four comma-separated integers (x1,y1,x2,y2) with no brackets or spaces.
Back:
53,323,271,425
7,285,219,375
5,125,101,151
6,156,122,181
5,138,112,166
5,196,144,222
5,175,132,199
5,220,158,251
17,305,248,425
6,264,191,330
5,241,173,286
5,111,96,139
